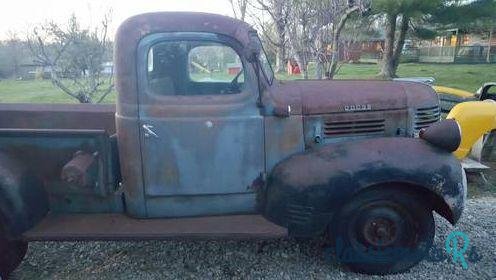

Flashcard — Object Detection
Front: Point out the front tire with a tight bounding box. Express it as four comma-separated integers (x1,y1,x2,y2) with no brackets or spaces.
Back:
0,234,27,279
330,188,435,275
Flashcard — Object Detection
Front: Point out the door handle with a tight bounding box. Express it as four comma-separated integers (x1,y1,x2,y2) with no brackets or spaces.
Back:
142,124,159,138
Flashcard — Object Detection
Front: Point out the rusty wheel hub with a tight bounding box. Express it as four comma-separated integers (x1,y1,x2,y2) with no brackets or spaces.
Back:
363,216,399,247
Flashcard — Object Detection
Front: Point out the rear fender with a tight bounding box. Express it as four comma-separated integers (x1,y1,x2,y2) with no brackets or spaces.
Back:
263,137,466,237
0,152,49,238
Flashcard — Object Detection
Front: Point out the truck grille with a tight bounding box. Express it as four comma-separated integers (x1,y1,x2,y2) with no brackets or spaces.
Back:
414,106,441,131
324,119,386,137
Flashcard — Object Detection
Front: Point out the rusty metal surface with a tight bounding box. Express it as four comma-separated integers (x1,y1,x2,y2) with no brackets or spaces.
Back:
0,104,116,134
115,12,255,107
266,80,438,116
264,116,305,172
0,129,121,214
61,151,98,187
0,152,48,238
419,119,462,152
303,110,407,149
113,12,443,221
115,18,265,218
135,32,263,217
264,137,465,236
23,214,287,241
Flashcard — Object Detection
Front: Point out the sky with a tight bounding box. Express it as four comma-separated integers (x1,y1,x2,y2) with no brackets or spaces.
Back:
0,0,235,40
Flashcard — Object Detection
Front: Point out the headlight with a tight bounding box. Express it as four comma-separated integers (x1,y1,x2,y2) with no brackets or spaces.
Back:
419,119,462,152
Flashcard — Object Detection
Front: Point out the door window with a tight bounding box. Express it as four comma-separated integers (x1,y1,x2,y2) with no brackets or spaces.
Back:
147,41,244,96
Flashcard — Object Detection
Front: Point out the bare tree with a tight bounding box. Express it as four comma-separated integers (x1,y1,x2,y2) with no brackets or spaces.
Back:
286,0,319,79
327,1,367,79
248,0,291,73
285,0,367,79
229,0,249,22
339,15,380,60
27,12,114,103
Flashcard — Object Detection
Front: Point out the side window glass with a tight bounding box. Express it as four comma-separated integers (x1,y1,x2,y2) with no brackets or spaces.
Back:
483,84,496,101
189,44,244,84
147,40,244,96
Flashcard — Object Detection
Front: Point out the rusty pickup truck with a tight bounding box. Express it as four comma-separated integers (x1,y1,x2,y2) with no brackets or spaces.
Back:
0,12,467,276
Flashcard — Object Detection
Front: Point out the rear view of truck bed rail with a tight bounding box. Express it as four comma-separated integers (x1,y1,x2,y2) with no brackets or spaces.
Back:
0,103,116,133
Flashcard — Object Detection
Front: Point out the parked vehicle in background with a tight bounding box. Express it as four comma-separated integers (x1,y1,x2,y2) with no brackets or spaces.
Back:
0,12,470,277
444,83,496,171
394,79,496,171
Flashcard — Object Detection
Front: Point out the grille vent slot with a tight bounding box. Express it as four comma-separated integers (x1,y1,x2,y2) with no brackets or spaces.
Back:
415,106,441,131
287,204,314,225
323,119,386,137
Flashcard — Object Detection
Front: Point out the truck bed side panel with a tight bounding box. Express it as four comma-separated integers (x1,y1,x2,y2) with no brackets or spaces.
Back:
0,104,122,216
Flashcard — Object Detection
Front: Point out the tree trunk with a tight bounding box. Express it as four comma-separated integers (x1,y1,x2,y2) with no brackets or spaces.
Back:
487,29,493,64
275,24,286,73
294,52,308,79
240,0,247,22
275,50,284,74
229,0,247,22
316,61,323,79
328,6,360,79
379,13,398,79
315,31,325,80
392,15,410,73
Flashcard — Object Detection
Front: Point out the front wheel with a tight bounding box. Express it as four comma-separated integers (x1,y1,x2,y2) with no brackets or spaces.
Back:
330,188,435,275
0,234,28,279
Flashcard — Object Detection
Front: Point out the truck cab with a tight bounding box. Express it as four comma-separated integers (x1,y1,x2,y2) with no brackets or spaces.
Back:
0,12,467,276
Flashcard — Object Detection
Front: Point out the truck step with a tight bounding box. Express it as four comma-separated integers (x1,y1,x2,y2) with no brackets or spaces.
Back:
461,157,491,173
23,214,287,241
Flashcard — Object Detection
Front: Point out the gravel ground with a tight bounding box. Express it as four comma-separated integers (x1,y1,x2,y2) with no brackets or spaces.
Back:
11,197,496,280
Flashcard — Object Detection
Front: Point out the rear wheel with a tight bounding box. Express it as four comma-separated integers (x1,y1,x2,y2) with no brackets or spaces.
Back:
330,188,434,275
0,233,27,279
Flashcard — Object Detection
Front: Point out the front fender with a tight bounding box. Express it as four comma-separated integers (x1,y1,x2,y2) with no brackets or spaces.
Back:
447,101,496,159
263,137,466,237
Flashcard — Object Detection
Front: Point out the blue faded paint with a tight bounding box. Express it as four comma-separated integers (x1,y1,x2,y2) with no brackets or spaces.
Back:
137,32,264,217
264,116,305,173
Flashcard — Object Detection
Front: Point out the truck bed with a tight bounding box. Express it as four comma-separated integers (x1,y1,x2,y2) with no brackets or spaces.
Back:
0,103,121,214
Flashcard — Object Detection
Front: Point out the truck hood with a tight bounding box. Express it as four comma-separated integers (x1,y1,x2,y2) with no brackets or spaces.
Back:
268,80,438,115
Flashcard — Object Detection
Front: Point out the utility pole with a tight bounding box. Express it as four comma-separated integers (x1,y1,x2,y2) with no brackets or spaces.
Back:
487,29,493,63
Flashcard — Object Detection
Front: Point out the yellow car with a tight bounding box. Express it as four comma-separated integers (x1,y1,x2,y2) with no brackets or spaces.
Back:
434,85,477,115
434,83,496,167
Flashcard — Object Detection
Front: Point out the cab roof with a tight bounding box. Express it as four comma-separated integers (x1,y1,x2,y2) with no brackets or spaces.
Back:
115,12,255,48
114,12,256,107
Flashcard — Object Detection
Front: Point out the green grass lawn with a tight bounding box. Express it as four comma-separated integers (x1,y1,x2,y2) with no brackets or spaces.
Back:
0,63,495,103
0,79,116,104
278,63,496,93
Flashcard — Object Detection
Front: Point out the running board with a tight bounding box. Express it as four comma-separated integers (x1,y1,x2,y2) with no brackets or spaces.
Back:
23,214,287,241
461,158,491,173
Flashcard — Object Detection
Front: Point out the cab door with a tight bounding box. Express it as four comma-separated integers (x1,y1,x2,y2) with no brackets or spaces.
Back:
137,33,264,217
